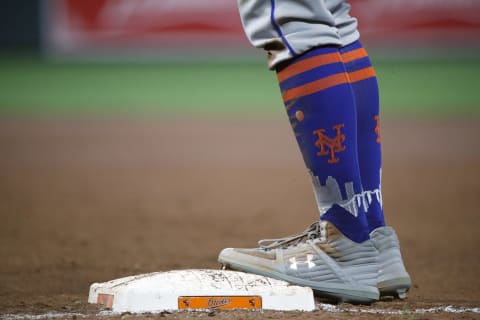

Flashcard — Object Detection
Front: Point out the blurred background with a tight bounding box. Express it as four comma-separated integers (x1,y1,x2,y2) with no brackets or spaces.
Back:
1,1,480,310
0,0,479,117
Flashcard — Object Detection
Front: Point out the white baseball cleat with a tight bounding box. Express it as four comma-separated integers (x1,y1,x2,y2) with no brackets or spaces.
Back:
218,221,379,304
370,226,411,299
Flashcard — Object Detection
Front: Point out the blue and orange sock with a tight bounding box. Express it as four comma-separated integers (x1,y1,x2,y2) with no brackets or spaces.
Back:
340,41,386,232
275,46,372,243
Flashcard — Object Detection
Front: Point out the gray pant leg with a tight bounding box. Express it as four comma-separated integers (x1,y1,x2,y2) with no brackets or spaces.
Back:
237,0,359,68
332,0,359,46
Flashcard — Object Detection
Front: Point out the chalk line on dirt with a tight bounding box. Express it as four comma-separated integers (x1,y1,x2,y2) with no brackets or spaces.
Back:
0,312,87,320
317,303,480,314
2,305,479,319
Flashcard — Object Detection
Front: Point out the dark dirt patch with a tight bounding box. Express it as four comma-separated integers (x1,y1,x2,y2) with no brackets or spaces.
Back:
0,117,479,319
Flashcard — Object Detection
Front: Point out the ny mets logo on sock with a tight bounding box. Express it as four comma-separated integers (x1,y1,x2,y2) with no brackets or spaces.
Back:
313,124,346,164
374,115,381,143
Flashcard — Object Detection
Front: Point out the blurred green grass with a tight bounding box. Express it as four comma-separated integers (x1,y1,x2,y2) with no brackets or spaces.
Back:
0,56,479,116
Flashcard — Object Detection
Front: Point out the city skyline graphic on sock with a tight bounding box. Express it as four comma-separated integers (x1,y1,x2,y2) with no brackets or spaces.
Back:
310,171,383,218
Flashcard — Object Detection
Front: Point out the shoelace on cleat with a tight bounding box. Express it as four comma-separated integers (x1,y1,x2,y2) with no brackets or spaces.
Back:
258,221,326,249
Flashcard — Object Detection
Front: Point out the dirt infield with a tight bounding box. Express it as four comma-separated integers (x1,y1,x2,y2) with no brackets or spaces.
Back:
0,117,479,319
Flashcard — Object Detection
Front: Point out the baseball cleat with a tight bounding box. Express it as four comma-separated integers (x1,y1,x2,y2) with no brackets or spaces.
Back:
218,221,379,304
370,226,411,299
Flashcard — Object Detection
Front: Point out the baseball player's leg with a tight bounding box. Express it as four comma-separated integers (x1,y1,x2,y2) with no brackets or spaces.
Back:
275,45,370,244
235,0,373,240
219,0,379,303
339,41,385,232
220,46,379,302
336,37,411,298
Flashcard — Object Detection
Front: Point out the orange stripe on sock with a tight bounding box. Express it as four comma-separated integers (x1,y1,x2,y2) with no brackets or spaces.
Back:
278,48,368,84
277,52,342,83
281,66,376,103
347,66,376,83
282,72,350,102
341,47,368,63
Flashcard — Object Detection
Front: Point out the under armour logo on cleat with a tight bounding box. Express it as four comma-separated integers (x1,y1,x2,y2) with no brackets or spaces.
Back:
289,254,316,270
